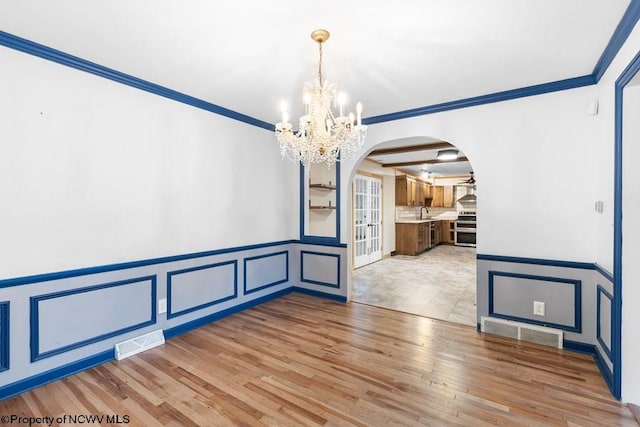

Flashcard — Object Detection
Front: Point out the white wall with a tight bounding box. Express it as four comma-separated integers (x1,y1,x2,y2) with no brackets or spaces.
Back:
343,86,603,262
590,20,640,404
0,46,299,279
622,83,640,405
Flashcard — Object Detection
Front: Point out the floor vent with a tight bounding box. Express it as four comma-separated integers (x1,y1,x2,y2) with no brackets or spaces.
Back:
115,329,165,361
481,316,563,349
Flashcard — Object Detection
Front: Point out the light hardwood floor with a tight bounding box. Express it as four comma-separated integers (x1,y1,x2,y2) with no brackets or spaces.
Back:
2,293,637,426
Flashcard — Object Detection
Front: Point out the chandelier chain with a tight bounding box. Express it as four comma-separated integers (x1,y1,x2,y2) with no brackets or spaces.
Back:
318,41,323,85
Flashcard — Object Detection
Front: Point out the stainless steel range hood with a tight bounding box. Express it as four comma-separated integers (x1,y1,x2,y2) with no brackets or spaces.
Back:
457,193,477,203
458,187,476,203
457,187,477,208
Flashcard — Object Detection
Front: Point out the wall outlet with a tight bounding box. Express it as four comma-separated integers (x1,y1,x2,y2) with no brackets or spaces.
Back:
158,298,167,314
533,301,545,316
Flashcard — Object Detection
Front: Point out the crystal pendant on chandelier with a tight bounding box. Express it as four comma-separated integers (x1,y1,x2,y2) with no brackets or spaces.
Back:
275,29,367,167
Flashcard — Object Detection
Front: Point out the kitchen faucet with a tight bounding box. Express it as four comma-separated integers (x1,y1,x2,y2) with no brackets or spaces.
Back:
418,205,429,219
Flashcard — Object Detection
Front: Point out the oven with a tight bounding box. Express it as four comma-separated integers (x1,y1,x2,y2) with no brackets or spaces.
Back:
455,210,476,247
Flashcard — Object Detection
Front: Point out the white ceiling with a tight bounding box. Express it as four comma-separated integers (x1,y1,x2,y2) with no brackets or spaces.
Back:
0,1,631,177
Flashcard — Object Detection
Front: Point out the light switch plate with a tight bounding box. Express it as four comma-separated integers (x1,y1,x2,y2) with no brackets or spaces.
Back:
158,298,167,314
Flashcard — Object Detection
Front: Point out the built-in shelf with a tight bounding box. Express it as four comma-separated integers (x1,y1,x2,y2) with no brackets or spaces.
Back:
309,205,337,210
309,183,336,190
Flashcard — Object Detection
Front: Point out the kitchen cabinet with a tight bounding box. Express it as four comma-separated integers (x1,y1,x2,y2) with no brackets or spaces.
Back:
440,220,455,244
431,186,444,207
443,185,454,208
431,221,442,246
395,222,430,255
395,176,409,206
396,176,431,206
430,185,454,208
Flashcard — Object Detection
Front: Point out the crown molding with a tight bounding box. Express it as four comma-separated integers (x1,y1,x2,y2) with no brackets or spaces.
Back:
0,30,273,131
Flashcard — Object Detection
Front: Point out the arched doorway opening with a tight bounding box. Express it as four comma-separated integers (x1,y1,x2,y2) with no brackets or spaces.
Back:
345,136,478,326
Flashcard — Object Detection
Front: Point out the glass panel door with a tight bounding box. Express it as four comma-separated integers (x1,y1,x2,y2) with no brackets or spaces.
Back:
353,174,382,268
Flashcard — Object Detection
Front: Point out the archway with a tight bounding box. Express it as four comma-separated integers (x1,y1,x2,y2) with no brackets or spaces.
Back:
343,135,478,326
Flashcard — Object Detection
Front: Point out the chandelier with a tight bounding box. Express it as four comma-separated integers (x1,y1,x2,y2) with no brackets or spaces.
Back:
275,29,367,167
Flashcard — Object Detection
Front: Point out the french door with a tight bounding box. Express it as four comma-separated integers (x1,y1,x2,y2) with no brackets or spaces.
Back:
353,174,382,268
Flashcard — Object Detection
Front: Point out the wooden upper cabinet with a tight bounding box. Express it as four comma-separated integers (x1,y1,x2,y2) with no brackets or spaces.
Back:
431,186,444,207
443,185,454,208
396,176,432,206
429,185,454,208
395,176,408,206
407,179,415,206
425,183,432,198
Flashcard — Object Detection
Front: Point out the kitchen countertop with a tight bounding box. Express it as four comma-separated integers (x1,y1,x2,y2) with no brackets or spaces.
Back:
396,214,459,224
395,219,440,224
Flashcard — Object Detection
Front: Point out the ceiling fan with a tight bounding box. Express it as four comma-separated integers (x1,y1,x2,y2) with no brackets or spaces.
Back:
459,171,475,184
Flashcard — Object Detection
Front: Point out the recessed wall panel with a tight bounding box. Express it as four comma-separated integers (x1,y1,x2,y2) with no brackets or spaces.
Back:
244,251,288,294
31,276,156,361
300,251,340,288
167,260,237,319
597,285,613,359
0,301,8,371
489,271,581,332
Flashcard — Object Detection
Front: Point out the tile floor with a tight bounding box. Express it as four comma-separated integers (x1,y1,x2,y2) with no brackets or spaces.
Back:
351,244,477,326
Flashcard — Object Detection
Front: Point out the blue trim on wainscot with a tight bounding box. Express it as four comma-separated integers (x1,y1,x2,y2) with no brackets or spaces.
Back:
0,349,114,402
563,340,596,355
597,285,613,361
292,287,347,302
243,251,289,295
166,260,238,319
477,253,595,270
300,251,341,288
563,340,614,392
0,301,9,372
0,240,296,288
29,276,157,362
592,0,640,82
0,31,273,131
164,287,292,339
488,271,582,333
594,263,615,283
612,49,640,400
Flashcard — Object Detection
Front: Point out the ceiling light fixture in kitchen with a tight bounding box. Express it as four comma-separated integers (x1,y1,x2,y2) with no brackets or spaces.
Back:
436,149,459,161
275,29,367,166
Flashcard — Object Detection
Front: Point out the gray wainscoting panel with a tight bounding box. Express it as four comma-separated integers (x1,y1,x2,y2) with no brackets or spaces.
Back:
244,251,288,294
32,276,156,361
300,250,340,288
0,301,8,371
597,285,613,357
477,258,596,343
167,261,237,319
490,271,580,331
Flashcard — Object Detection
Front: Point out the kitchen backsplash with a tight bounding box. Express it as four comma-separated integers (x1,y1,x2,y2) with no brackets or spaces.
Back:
395,206,457,220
